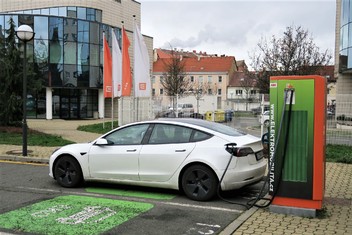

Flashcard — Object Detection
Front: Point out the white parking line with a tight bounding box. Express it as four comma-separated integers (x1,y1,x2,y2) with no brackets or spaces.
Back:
13,186,243,213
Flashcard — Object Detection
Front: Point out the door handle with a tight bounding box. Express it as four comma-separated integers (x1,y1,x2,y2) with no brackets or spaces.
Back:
175,149,186,152
127,149,137,152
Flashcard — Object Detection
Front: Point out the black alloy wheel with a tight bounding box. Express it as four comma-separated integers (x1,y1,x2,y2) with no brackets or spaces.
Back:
53,156,83,188
182,165,218,201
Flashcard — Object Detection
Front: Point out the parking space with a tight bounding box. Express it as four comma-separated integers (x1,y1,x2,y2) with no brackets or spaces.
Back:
0,162,266,234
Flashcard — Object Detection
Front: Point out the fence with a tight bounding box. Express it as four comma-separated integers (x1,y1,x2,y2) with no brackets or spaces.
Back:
110,95,351,146
326,99,352,146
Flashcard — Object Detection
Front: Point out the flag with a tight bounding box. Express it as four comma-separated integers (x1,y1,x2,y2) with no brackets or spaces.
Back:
133,23,151,97
112,30,122,97
103,34,112,98
122,26,132,96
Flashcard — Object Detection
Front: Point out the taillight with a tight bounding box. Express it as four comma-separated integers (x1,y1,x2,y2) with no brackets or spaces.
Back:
225,144,254,157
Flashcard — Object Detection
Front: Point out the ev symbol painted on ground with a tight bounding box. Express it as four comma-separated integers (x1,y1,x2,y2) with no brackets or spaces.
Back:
0,195,153,235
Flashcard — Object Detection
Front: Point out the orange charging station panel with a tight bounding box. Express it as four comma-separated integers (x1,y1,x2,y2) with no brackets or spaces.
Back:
269,75,326,210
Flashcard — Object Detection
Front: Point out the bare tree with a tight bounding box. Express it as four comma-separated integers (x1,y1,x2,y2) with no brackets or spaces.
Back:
250,25,332,94
188,81,214,114
160,49,191,107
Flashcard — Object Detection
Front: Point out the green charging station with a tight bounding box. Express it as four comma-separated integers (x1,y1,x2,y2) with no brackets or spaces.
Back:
268,75,326,216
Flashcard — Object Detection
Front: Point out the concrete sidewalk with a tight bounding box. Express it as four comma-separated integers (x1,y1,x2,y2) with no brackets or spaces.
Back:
0,119,351,234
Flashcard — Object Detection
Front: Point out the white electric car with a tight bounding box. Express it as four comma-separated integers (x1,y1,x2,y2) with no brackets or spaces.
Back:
49,118,267,201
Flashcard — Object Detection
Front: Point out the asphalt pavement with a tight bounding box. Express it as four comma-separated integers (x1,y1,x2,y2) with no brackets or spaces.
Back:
0,119,351,235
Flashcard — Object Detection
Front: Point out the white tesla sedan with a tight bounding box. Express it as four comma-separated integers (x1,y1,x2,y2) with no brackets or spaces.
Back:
49,118,267,201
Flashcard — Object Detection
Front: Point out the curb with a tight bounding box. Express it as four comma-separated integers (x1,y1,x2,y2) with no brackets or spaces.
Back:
0,155,49,164
219,206,258,235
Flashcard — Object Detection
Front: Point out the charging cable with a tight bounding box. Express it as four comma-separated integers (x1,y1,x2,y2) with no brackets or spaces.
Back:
249,88,295,208
217,89,295,208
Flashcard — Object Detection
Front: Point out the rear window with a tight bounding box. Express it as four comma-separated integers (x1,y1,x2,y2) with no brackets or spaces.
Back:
202,121,245,137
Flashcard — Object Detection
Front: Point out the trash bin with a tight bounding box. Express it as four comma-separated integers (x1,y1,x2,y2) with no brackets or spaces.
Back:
205,111,213,121
225,110,234,122
214,110,225,122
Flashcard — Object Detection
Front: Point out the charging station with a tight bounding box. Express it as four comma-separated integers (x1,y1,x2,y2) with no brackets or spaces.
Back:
268,75,326,217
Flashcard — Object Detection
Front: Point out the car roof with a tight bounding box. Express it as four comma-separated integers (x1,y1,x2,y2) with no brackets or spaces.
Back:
155,118,245,136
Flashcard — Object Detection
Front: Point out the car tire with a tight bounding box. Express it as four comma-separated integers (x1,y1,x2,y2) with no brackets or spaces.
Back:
53,156,83,188
181,165,218,201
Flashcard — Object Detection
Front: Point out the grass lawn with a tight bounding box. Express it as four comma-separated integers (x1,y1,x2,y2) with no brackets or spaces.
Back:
326,144,352,164
77,121,119,134
0,126,74,146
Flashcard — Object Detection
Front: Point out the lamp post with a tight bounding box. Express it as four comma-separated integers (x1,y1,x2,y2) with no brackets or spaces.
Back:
16,25,35,157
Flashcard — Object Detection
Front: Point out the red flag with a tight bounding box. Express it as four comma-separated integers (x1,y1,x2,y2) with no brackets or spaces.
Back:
122,26,132,96
103,34,112,98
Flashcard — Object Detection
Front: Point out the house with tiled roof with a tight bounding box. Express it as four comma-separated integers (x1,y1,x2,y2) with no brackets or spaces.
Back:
152,49,238,112
228,71,261,111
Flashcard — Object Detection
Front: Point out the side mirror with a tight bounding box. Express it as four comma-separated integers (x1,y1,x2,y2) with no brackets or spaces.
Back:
95,138,109,146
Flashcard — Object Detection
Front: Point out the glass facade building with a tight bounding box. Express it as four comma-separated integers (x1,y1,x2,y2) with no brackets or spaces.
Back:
0,6,122,119
336,0,352,122
339,0,352,72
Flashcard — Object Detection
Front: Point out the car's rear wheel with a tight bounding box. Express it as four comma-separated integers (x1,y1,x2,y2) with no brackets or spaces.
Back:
181,165,218,201
54,156,83,188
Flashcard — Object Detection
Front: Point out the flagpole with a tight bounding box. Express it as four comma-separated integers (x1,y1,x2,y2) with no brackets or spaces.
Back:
133,15,137,122
119,21,124,126
111,29,114,130
102,31,106,129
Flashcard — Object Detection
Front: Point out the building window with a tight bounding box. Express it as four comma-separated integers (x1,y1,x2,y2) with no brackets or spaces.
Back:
218,76,222,83
151,76,155,84
208,89,212,94
160,88,164,95
199,76,203,83
190,76,194,82
152,88,155,96
250,90,257,95
218,89,221,95
236,90,243,95
208,76,212,83
67,7,77,18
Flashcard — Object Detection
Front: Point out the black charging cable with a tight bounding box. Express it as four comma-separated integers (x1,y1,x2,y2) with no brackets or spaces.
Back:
217,89,295,208
216,143,251,208
248,88,295,208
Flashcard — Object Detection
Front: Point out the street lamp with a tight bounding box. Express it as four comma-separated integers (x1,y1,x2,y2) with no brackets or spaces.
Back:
16,25,35,157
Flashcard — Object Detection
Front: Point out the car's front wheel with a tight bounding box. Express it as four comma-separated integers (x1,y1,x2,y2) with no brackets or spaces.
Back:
53,156,83,188
181,165,218,201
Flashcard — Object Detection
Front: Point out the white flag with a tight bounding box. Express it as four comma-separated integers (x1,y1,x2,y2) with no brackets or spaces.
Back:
112,29,122,97
133,23,151,97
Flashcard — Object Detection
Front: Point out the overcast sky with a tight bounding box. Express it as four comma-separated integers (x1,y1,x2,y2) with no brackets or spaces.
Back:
138,0,336,65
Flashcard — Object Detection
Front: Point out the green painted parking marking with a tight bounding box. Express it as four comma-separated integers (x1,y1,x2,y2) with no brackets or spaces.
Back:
0,195,153,235
86,187,176,200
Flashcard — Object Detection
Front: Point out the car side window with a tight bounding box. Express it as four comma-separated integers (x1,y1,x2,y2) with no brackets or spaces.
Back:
105,124,149,145
192,130,212,142
148,124,192,144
